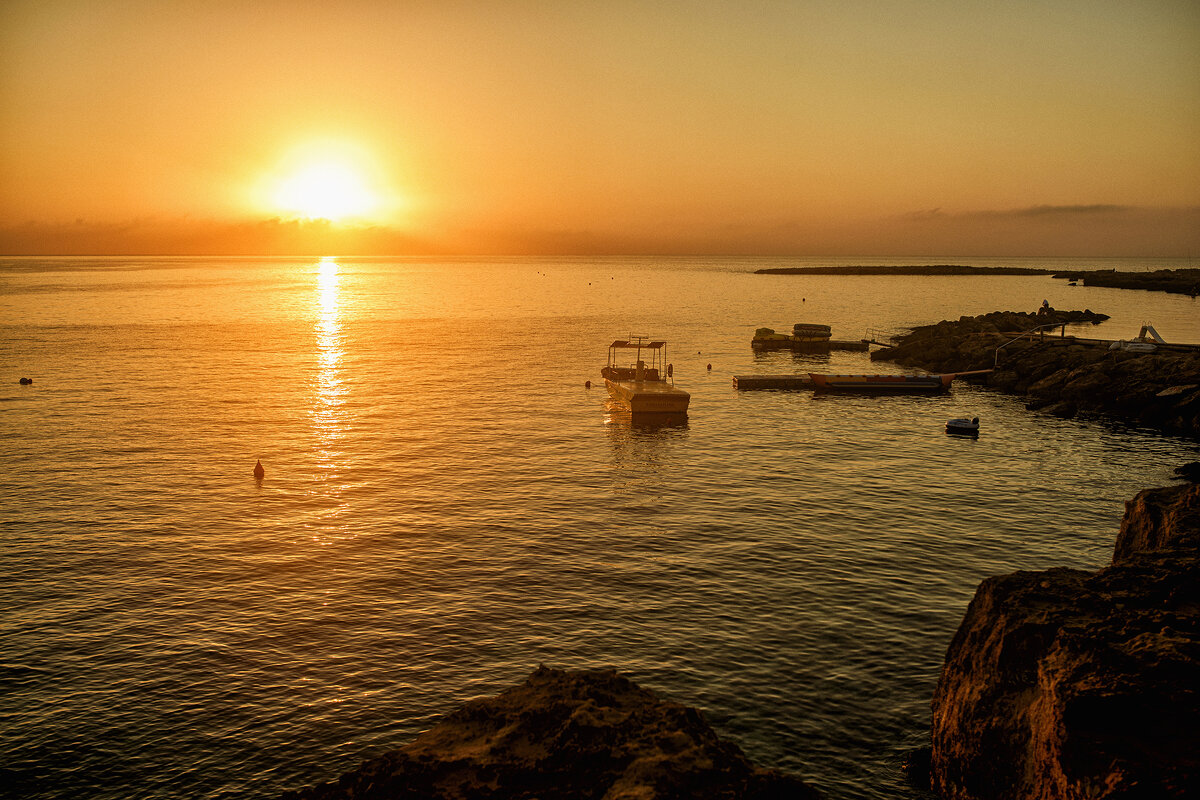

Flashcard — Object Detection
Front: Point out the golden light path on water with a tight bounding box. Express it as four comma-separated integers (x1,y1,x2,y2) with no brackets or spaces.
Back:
312,257,348,540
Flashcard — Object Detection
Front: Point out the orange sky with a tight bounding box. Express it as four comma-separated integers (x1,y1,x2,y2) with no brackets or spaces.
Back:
1,0,1198,256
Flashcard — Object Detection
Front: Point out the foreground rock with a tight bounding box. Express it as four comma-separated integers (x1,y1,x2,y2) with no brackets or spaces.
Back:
282,666,819,800
930,482,1200,799
872,309,1200,436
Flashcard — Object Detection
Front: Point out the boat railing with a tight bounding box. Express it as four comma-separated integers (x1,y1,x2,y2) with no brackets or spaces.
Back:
993,321,1070,367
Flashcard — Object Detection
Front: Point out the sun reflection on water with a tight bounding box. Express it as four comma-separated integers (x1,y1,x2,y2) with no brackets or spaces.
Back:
315,257,345,417
311,258,349,530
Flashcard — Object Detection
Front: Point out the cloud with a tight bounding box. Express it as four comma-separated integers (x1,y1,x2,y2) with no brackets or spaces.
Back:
890,204,1200,257
1,206,1198,257
904,204,1134,221
0,217,435,256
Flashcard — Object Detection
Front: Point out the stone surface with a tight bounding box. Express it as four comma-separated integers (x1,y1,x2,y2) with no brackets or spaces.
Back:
282,666,819,800
872,309,1200,436
1112,483,1200,566
930,483,1200,800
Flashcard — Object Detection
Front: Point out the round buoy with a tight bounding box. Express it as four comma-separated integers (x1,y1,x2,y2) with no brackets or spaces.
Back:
585,380,591,389
253,459,265,479
19,377,32,385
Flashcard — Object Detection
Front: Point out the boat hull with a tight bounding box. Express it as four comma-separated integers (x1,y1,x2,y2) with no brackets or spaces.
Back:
946,418,980,436
809,373,953,392
604,378,691,415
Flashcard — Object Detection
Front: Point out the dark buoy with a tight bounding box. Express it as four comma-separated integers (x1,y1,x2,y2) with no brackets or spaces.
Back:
253,459,265,479
706,363,712,370
585,380,591,389
19,377,33,385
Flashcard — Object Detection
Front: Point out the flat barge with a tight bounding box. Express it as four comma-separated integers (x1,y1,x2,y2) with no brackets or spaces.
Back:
732,374,816,390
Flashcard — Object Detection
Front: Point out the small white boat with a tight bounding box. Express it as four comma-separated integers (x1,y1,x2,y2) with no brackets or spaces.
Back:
1108,340,1157,353
601,335,690,416
946,417,979,436
1108,324,1165,353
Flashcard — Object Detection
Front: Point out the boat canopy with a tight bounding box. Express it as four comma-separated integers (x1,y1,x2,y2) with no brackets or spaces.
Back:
609,340,666,349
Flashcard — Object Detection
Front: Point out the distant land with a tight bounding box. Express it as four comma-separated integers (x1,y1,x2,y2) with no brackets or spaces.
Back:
1052,268,1200,296
754,265,1200,296
754,265,1053,275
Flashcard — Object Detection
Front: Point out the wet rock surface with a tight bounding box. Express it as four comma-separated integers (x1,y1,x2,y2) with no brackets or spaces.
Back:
282,666,819,800
872,309,1200,437
930,482,1200,799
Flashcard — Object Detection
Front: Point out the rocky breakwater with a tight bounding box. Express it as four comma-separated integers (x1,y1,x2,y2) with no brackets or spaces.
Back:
282,665,819,800
1053,268,1200,296
927,480,1200,799
872,309,1200,436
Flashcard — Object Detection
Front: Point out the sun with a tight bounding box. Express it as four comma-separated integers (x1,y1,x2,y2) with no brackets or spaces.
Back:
273,160,379,222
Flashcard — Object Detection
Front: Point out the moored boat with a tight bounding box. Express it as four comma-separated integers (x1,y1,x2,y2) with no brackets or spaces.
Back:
809,372,953,392
602,336,690,415
752,322,832,349
792,322,832,341
946,416,980,436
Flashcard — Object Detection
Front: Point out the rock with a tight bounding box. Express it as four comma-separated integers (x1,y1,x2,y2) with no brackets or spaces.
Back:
1043,401,1077,418
987,370,1019,391
1112,483,1200,565
872,309,1200,436
1174,462,1200,483
1158,384,1200,398
1027,367,1072,397
930,483,1200,799
902,747,932,791
282,666,820,800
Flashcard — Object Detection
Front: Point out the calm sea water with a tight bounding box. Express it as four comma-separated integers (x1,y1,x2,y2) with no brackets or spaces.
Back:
3,255,1199,800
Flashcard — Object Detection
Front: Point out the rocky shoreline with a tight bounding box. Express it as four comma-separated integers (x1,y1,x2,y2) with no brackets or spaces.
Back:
871,308,1200,437
921,478,1200,799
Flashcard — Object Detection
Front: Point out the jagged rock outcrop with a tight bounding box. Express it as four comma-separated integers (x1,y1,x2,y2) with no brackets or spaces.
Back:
872,310,1200,436
930,483,1200,799
282,666,819,800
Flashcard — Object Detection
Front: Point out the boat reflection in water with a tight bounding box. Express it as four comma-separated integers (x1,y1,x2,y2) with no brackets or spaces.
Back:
604,398,689,504
604,400,690,433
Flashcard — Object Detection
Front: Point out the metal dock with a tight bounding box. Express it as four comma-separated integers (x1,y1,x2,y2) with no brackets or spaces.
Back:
750,339,870,353
733,369,993,391
732,374,816,390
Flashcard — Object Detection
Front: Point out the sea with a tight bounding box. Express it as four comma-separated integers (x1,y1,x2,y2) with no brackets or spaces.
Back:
3,255,1199,800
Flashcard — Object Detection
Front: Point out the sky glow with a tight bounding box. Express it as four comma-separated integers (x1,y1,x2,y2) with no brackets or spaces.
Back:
0,0,1197,255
